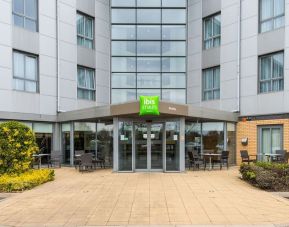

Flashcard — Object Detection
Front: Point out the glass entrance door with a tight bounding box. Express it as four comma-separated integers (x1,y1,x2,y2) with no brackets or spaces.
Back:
134,123,163,171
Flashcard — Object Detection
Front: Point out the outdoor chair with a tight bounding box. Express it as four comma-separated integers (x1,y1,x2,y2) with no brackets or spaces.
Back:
240,150,257,164
79,153,94,172
48,154,62,168
188,151,203,170
74,150,85,169
92,156,105,169
273,150,287,163
212,150,229,170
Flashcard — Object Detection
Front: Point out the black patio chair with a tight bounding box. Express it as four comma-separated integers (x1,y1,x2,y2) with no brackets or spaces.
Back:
212,150,229,170
188,151,203,170
240,150,257,164
79,153,94,172
273,150,287,163
74,150,84,169
92,154,105,169
48,153,62,168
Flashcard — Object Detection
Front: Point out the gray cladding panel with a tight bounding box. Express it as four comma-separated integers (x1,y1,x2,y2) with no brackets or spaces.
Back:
202,0,221,18
13,27,39,54
202,47,220,69
258,28,284,56
76,0,95,17
77,46,96,68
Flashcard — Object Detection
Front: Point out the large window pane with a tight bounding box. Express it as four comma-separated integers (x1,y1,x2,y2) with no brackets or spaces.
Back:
111,89,136,104
137,57,161,72
162,25,186,40
203,67,220,101
25,56,36,80
137,89,161,98
260,0,284,33
13,0,24,14
162,9,186,24
112,25,136,40
112,73,136,88
77,13,94,49
13,51,38,92
25,0,37,19
112,41,136,56
13,52,25,78
137,41,161,56
166,121,180,171
204,14,221,50
162,41,186,56
137,0,161,7
162,0,186,7
137,73,161,88
162,57,186,72
13,0,37,31
202,123,224,152
162,73,186,88
137,9,161,24
162,89,186,103
77,66,95,101
112,57,136,72
112,9,136,23
111,0,136,7
137,25,161,40
259,52,284,93
118,122,133,171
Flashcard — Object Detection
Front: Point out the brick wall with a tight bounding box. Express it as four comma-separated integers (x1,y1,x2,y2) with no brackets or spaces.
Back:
236,118,289,165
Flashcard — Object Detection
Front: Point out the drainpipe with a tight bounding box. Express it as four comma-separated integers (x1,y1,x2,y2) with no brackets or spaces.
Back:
56,0,60,113
236,0,242,113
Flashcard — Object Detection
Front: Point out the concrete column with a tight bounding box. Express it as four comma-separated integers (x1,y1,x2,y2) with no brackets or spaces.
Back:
179,117,186,172
113,117,119,172
70,122,74,166
52,123,61,157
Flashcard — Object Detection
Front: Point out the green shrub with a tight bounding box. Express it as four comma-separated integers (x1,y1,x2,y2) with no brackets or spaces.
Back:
0,169,54,192
240,162,289,191
0,121,38,174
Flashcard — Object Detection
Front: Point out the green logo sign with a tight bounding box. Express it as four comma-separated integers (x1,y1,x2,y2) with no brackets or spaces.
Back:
139,96,160,116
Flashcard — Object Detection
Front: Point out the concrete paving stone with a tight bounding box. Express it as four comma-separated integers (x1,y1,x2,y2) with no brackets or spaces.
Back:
0,167,289,226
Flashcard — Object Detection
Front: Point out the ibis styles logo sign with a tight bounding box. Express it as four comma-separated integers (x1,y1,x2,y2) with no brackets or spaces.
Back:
139,96,160,116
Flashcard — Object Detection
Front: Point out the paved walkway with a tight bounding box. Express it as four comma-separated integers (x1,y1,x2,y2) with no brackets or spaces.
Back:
0,167,289,226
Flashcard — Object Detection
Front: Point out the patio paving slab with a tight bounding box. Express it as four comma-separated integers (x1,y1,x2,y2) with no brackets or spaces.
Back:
0,167,289,226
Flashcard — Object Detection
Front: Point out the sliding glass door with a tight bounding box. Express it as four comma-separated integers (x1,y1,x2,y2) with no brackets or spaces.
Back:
259,125,283,161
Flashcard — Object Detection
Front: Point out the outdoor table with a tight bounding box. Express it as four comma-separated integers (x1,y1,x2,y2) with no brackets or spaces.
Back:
263,153,282,162
32,153,50,168
202,153,221,170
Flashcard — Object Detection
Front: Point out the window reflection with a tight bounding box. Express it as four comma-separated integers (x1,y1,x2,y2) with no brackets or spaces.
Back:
202,123,224,153
74,122,96,156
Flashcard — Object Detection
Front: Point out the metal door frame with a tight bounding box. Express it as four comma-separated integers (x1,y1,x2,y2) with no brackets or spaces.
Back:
133,122,164,172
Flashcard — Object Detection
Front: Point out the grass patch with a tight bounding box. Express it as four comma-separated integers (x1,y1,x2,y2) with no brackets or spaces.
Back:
240,162,289,192
0,169,54,192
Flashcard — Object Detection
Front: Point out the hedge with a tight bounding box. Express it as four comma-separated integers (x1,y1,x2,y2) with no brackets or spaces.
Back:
240,162,289,191
0,169,54,192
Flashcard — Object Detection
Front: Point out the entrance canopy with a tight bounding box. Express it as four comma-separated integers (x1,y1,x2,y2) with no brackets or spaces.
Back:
58,101,238,122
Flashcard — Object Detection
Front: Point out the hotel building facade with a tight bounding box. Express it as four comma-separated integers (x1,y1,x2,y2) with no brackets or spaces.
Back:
0,0,287,171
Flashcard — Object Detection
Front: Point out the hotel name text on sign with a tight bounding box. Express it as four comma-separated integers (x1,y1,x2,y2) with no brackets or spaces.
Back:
139,96,160,116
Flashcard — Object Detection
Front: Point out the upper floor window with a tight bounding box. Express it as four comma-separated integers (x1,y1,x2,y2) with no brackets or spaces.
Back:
202,66,220,101
203,13,221,50
260,0,284,33
77,12,94,49
13,0,38,32
13,51,38,93
77,66,96,101
259,51,284,93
